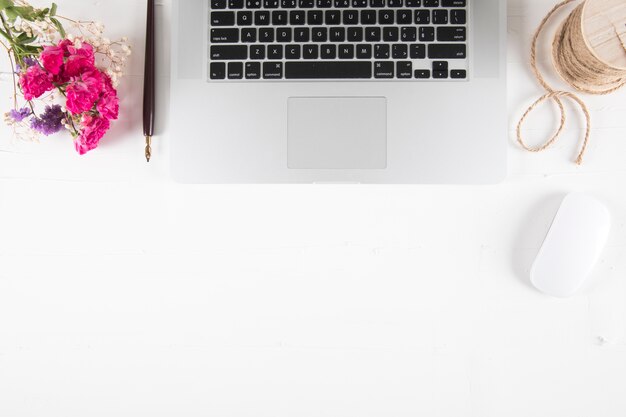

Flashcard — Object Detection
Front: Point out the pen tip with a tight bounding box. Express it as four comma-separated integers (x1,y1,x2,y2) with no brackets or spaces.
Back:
145,135,152,163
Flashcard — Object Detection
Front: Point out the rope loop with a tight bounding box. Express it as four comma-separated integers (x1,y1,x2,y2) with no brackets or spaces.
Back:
518,0,626,164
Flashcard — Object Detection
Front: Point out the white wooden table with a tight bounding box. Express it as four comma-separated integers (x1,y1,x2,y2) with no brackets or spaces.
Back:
1,1,626,416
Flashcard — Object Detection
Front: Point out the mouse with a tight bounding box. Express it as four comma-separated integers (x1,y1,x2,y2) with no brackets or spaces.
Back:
530,193,611,298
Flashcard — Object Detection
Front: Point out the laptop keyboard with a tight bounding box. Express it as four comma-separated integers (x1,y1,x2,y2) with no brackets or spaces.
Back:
208,0,468,81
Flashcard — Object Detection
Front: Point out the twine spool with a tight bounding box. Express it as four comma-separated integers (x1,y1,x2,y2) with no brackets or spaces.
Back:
517,0,626,165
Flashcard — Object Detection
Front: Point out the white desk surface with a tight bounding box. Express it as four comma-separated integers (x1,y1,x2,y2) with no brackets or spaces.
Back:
1,1,626,416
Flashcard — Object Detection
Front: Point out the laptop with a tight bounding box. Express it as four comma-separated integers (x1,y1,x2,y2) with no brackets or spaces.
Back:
170,0,506,183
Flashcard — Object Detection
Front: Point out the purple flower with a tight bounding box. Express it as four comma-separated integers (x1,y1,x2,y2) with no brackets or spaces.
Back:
9,107,31,123
15,58,38,74
30,105,65,136
23,57,38,68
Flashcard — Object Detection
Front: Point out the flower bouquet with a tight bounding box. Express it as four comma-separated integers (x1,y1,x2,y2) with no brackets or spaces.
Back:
1,0,131,154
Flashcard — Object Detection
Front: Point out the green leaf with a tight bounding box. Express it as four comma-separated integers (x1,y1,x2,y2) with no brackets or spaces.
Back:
50,3,57,16
12,5,36,20
0,0,14,11
50,16,64,38
4,6,18,21
16,31,36,44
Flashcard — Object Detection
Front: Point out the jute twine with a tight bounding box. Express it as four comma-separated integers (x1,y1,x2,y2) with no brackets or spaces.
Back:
517,0,626,165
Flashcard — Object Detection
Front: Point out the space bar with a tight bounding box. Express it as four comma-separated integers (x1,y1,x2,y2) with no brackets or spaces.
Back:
285,62,372,79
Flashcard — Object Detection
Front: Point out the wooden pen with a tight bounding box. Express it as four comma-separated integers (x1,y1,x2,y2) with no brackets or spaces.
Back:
143,0,155,162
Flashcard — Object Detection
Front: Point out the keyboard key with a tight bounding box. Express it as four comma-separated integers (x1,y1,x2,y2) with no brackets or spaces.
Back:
211,28,239,43
442,0,465,6
410,43,426,58
264,0,279,7
211,12,235,26
263,62,283,79
415,69,430,78
272,11,287,25
365,27,381,41
308,10,323,24
321,44,336,59
356,44,372,58
242,28,257,42
335,0,350,6
423,0,439,6
405,0,420,6
238,11,253,25
299,0,315,6
277,27,292,42
212,0,227,9
343,10,359,25
397,10,412,24
339,44,354,59
312,27,328,42
374,61,394,78
419,27,435,42
379,10,394,24
451,69,466,78
228,62,243,79
325,10,341,24
374,43,390,59
246,0,262,8
210,62,226,79
259,28,275,42
451,9,466,24
290,11,305,25
303,44,319,59
285,61,372,79
437,26,466,41
317,0,332,7
383,26,399,41
229,0,244,8
414,10,430,24
253,11,269,25
433,69,448,78
286,44,301,59
361,10,377,24
281,0,297,7
294,27,310,42
428,43,466,58
268,44,283,59
245,62,261,79
250,44,266,59
389,0,403,6
433,10,448,24
211,45,248,60
432,60,447,70
330,27,346,41
397,61,412,78
353,0,368,6
370,0,385,6
348,27,364,42
401,27,417,42
392,44,408,58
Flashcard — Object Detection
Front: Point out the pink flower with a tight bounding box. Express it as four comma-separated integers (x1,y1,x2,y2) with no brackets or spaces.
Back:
58,39,74,56
65,69,105,114
64,42,96,77
40,45,65,75
75,114,110,155
19,65,54,101
96,75,119,120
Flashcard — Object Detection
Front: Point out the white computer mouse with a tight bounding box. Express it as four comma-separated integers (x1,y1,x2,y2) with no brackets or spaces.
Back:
530,193,611,298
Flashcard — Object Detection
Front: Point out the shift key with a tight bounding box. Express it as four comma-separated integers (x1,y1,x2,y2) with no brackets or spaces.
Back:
428,44,466,59
211,45,248,60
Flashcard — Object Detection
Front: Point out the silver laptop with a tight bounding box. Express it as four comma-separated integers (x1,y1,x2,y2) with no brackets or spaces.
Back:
170,0,506,183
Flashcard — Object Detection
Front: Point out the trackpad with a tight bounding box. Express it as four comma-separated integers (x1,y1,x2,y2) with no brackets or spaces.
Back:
288,97,387,169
